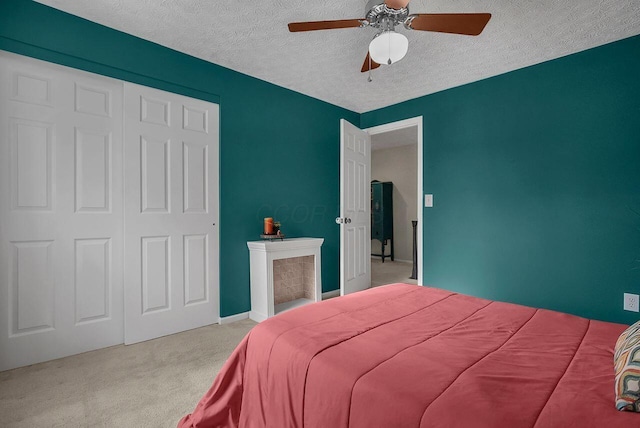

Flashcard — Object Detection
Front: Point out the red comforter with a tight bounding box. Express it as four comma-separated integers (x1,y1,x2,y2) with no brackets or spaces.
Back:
179,283,634,427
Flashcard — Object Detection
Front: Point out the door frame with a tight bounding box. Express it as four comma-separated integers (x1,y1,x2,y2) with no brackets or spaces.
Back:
364,116,423,286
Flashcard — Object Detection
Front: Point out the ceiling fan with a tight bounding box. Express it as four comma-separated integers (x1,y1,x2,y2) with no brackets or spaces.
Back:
288,0,491,73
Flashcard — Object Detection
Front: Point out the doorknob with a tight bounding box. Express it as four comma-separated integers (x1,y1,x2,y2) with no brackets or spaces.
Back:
345,218,352,224
335,217,344,224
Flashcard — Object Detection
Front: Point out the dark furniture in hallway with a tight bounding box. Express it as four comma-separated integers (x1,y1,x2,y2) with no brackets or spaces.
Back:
371,180,394,262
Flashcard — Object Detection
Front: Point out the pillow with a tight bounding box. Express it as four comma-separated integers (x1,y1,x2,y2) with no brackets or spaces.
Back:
615,320,640,412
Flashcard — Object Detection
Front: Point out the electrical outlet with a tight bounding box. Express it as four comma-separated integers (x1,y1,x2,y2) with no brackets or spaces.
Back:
624,293,640,312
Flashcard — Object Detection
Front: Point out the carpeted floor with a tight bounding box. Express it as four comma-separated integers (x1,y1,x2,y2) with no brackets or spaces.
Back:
0,319,255,428
0,263,413,427
371,258,417,287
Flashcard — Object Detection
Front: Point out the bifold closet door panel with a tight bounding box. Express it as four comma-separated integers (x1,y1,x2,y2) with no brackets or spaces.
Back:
123,82,219,345
0,52,124,371
0,51,220,369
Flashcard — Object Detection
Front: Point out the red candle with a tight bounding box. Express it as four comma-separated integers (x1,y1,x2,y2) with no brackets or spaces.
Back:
264,217,273,235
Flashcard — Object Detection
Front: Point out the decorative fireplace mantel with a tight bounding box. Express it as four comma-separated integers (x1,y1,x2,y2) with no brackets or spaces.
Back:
247,238,323,322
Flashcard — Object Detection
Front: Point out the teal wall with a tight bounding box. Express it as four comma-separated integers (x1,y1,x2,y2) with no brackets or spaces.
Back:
362,35,640,325
0,0,358,316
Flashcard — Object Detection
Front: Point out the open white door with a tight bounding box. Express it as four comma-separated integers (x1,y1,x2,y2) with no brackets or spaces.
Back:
339,119,371,295
123,83,219,344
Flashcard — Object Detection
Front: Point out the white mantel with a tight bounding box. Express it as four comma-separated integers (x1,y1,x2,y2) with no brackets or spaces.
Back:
247,238,323,322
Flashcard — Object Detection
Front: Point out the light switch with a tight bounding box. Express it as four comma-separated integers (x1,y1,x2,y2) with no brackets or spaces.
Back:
424,194,433,208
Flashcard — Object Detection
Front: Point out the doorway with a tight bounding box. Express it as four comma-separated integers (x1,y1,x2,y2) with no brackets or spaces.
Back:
366,117,423,287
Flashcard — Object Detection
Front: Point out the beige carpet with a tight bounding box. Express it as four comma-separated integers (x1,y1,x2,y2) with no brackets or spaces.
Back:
0,263,412,428
0,319,255,428
371,258,418,287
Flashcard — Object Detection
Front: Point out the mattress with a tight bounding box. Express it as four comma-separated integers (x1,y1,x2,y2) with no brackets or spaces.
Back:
178,283,635,427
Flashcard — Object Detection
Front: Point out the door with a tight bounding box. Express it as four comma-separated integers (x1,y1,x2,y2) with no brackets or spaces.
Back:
0,52,124,371
123,83,219,344
339,119,371,295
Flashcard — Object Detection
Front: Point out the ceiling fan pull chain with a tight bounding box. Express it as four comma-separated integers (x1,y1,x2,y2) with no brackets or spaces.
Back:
368,55,373,82
387,28,392,64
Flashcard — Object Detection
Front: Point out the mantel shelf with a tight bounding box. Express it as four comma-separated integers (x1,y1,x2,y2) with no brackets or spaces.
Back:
247,237,325,253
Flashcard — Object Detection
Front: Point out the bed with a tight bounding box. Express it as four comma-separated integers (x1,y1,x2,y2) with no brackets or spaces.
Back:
178,283,637,427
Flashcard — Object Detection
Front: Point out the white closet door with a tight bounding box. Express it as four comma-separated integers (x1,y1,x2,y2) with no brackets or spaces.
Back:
123,83,219,344
0,52,124,371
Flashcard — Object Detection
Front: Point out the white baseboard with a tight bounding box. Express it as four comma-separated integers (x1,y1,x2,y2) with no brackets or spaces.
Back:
322,290,340,300
218,312,249,324
222,294,340,323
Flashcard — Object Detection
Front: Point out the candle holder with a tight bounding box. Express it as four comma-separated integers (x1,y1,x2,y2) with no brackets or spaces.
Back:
261,219,284,240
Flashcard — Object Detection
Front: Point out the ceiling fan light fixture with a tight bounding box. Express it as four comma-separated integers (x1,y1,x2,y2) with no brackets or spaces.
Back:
368,30,408,65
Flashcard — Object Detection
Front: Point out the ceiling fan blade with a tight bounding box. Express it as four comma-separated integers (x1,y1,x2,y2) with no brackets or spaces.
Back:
288,19,363,32
408,13,491,36
361,52,381,73
385,0,411,9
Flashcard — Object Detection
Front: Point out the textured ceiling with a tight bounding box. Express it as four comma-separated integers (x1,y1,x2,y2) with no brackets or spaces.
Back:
36,0,640,113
